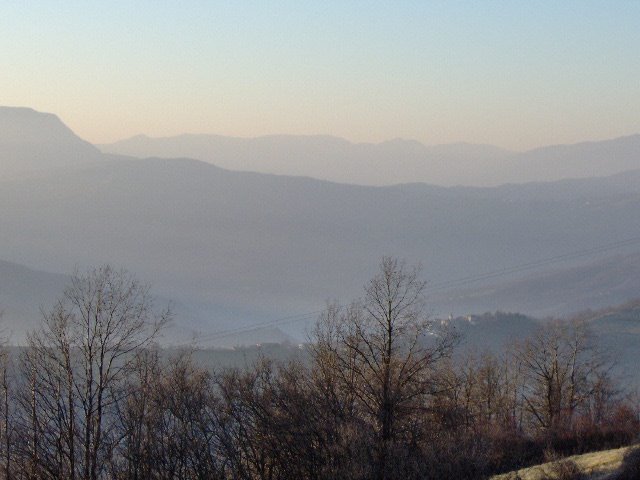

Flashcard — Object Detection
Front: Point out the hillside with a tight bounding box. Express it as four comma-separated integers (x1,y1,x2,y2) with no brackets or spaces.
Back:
0,107,101,178
2,108,640,343
491,446,637,480
100,134,512,187
432,252,640,318
0,258,297,347
3,157,640,336
100,132,640,187
0,260,68,340
447,305,640,385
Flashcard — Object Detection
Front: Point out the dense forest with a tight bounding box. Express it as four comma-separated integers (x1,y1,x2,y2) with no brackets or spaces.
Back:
0,259,637,480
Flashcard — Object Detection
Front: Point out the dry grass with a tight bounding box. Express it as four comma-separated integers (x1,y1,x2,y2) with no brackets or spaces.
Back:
491,446,633,480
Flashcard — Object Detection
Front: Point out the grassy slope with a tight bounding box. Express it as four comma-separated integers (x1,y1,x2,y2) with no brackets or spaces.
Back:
491,446,632,480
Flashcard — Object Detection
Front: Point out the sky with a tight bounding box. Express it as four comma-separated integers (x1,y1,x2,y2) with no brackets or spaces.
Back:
1,1,639,150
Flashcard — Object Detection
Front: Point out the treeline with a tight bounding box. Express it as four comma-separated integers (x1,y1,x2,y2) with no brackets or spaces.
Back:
0,260,637,479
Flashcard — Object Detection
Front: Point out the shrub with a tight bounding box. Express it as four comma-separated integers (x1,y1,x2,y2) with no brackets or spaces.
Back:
543,460,585,480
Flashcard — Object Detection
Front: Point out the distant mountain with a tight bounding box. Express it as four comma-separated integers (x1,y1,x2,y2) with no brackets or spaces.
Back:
0,260,68,341
579,301,640,384
430,252,640,318
0,258,288,347
3,107,640,344
3,156,640,340
99,134,513,186
448,311,541,352
504,134,640,184
197,326,296,348
0,106,101,178
100,132,640,187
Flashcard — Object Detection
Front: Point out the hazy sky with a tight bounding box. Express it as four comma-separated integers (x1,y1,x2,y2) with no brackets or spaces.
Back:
2,1,639,150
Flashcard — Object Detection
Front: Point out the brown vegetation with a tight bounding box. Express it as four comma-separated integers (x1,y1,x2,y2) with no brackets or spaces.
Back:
0,259,636,479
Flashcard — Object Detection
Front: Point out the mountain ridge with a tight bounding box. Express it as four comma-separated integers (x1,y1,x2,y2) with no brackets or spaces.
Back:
2,106,640,344
0,106,101,178
100,130,640,187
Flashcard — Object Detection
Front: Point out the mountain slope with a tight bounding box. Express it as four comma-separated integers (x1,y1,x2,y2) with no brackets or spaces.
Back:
3,157,640,338
100,132,640,187
0,106,101,178
0,258,284,346
3,107,640,341
0,260,68,340
100,134,513,186
431,252,640,318
503,134,640,184
449,303,640,385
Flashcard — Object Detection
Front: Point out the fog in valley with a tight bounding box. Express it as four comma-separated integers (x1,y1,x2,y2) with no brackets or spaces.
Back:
2,105,640,367
2,3,640,479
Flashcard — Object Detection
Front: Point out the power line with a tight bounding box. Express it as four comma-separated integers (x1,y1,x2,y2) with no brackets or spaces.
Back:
181,234,640,344
424,235,640,293
188,311,322,343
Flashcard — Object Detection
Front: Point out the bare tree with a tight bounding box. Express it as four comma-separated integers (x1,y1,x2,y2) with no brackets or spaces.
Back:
514,319,610,434
0,313,14,480
20,304,77,480
312,257,459,480
115,349,223,480
21,265,169,480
